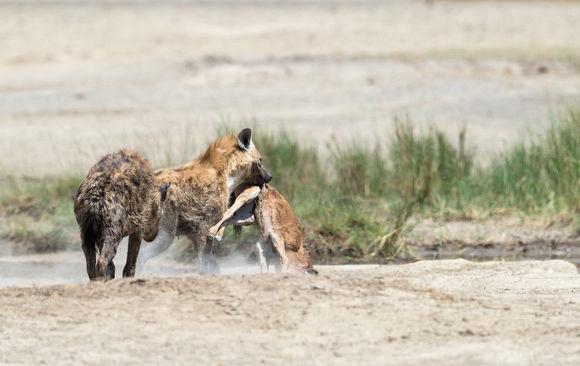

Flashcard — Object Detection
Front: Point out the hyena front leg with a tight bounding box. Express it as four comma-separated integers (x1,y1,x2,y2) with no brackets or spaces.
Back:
196,233,220,275
123,233,142,278
97,235,121,280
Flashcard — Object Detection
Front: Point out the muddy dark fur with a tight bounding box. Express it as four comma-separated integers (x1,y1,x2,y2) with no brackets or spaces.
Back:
74,149,169,281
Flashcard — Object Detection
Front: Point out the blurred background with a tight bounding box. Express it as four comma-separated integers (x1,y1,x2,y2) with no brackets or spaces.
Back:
1,0,579,175
0,0,578,271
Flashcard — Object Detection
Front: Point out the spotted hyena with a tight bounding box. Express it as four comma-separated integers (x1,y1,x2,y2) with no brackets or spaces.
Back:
138,128,272,274
208,183,317,274
74,149,170,281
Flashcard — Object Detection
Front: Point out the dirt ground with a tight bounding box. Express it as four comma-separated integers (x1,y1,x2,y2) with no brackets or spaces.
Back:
0,259,578,365
1,0,580,175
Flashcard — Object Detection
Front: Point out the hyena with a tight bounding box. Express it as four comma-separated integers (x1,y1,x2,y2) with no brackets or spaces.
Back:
138,128,272,274
208,184,317,274
74,149,170,280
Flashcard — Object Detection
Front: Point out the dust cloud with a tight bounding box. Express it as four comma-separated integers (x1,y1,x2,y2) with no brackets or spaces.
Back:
0,239,262,288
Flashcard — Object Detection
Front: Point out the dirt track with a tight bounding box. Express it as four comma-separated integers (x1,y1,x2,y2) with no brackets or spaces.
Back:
1,260,579,365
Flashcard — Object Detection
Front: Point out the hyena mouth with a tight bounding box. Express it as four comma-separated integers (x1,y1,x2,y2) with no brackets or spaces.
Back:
251,162,273,185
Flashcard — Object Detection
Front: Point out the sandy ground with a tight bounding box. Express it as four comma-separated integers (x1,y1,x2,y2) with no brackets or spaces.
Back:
0,259,578,365
1,1,580,175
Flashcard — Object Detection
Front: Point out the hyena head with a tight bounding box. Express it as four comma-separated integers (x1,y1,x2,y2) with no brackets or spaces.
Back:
143,182,172,242
227,128,272,192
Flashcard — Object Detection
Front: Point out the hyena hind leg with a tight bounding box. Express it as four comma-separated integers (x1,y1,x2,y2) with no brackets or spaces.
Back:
106,261,115,280
97,236,121,280
81,240,97,281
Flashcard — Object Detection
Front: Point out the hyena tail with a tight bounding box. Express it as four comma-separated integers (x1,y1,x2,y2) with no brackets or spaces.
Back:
81,213,104,247
79,210,104,280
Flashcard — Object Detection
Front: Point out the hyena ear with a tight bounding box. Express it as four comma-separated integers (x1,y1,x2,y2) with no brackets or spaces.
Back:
237,128,253,151
159,182,171,202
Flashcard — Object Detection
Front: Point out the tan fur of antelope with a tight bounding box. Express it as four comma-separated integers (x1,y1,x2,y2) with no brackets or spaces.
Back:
209,184,317,275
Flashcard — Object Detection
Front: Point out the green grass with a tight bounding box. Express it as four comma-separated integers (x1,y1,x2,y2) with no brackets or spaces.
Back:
251,112,579,259
485,112,579,213
0,112,578,259
0,175,81,253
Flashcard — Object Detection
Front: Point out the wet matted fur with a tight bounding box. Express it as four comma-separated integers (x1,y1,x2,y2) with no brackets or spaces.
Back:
74,149,170,280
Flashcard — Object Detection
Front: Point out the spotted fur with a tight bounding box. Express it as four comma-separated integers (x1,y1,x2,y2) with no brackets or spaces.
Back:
74,149,169,280
140,128,271,274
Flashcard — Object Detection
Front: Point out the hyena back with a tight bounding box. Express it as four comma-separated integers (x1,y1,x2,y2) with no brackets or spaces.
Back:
74,149,169,280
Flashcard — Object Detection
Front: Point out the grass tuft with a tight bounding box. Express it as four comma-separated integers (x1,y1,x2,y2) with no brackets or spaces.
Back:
485,112,579,212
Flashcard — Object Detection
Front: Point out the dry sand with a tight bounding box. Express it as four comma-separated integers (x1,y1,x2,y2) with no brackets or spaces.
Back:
1,1,580,175
0,259,579,365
